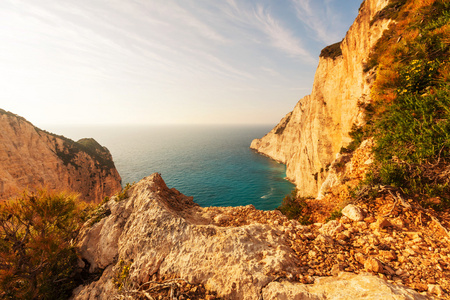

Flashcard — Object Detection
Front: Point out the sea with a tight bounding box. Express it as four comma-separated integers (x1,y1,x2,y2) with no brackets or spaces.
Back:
48,125,295,210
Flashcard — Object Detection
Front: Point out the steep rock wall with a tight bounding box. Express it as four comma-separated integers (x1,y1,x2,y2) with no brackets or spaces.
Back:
251,0,390,197
0,109,122,202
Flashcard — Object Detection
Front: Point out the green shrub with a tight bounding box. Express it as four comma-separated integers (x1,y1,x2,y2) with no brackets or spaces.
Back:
348,0,450,205
0,191,91,299
340,124,368,154
113,259,132,291
325,209,343,222
374,88,450,163
378,162,408,187
277,190,312,225
116,183,133,201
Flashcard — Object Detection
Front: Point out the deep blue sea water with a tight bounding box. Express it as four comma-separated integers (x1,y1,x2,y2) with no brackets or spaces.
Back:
49,125,295,210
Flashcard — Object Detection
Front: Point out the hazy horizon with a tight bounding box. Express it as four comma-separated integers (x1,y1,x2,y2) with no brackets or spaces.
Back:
1,0,362,129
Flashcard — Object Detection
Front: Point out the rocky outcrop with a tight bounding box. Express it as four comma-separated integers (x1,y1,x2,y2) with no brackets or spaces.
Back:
72,174,431,299
73,174,302,299
251,0,391,197
263,272,428,300
0,109,122,202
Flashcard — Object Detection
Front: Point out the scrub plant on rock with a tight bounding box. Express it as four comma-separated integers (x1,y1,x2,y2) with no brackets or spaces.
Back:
0,190,92,299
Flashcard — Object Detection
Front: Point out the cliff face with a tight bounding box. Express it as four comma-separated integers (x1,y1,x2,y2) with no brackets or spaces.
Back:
250,0,391,197
0,109,122,202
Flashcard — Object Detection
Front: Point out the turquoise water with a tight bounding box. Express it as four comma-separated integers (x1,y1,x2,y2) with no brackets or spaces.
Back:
50,125,295,210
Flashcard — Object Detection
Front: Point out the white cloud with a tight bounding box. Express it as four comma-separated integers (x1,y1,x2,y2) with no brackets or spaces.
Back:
291,0,342,44
0,0,326,125
220,1,316,63
260,67,281,77
256,6,315,62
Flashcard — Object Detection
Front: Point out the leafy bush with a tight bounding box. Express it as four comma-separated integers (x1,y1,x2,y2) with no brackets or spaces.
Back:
113,259,132,291
325,209,343,222
0,191,92,299
375,87,450,163
350,0,450,205
116,183,133,201
277,189,312,225
340,124,368,154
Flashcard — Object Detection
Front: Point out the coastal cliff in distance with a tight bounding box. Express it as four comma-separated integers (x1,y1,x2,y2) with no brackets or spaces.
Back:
251,0,390,197
0,109,122,202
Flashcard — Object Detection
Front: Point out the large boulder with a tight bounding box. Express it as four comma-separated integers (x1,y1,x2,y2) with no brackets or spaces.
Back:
262,272,427,300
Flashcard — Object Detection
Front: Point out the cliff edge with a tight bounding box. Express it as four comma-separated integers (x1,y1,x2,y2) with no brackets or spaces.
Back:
0,109,122,202
72,174,429,299
250,0,390,197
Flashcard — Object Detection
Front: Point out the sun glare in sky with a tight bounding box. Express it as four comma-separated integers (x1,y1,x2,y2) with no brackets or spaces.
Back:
1,0,362,127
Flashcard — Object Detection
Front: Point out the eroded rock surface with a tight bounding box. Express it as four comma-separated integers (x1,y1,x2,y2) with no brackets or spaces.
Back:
74,174,301,299
0,109,122,202
263,272,427,300
72,174,431,299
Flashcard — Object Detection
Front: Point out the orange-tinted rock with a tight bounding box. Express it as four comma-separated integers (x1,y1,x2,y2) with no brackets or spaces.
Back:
364,257,384,273
379,250,397,261
0,109,122,202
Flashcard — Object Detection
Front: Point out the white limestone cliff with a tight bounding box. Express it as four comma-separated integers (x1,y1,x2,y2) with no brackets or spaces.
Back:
251,0,391,197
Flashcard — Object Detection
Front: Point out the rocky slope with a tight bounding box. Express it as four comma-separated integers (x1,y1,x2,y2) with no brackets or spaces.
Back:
0,109,122,202
250,0,391,197
71,173,442,299
68,0,450,298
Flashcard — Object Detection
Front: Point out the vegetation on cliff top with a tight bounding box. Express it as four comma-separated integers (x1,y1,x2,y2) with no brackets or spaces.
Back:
77,138,116,171
354,0,450,208
319,41,343,60
1,108,117,173
0,191,93,299
49,136,116,172
0,184,136,299
279,0,449,220
0,109,33,126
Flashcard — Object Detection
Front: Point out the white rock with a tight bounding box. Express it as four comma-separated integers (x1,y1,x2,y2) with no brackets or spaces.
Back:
250,0,392,198
72,174,431,300
262,273,427,300
319,220,344,237
214,214,231,224
73,174,302,299
342,204,365,221
428,284,444,297
317,171,340,200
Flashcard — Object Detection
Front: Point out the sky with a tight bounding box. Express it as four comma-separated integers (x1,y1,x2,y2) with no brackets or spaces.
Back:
0,0,362,127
